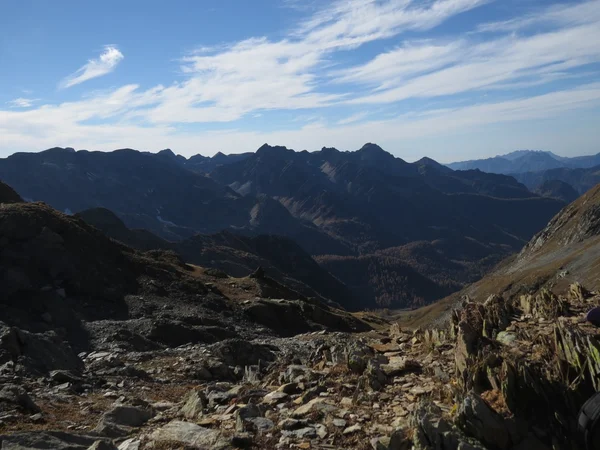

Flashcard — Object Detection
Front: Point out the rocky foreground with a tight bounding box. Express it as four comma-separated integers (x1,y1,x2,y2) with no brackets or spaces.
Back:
2,186,600,449
2,281,600,449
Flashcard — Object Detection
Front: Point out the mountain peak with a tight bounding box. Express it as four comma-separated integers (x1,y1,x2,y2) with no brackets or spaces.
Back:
359,143,386,154
41,147,76,154
256,144,291,156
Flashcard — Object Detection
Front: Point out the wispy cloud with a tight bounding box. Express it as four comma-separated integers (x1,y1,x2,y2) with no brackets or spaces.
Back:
340,12,600,104
6,98,39,108
337,111,370,125
137,0,490,124
476,0,600,33
60,46,124,89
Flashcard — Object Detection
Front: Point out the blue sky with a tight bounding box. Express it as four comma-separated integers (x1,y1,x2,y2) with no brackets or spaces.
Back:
1,0,599,162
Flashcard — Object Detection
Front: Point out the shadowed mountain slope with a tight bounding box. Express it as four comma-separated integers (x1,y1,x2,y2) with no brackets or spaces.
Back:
404,183,600,327
0,180,23,204
76,207,357,308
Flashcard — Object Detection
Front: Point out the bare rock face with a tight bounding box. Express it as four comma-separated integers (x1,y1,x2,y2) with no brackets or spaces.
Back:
458,392,512,450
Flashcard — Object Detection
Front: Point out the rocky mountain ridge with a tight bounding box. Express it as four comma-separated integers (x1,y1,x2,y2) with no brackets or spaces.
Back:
0,144,565,310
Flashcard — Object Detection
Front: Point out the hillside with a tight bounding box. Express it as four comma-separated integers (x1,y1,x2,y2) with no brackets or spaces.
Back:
514,165,600,195
402,183,600,327
533,179,580,203
76,207,357,308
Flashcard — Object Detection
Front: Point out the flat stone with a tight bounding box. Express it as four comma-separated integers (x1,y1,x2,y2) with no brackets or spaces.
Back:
332,418,347,428
282,427,317,439
87,441,116,450
263,391,289,405
292,398,337,417
496,331,518,346
117,439,140,450
343,424,362,435
150,420,230,449
246,417,274,432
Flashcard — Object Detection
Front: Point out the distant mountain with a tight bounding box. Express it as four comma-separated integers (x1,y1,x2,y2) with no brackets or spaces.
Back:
448,149,600,174
533,179,580,203
0,144,565,310
514,165,600,196
209,143,564,308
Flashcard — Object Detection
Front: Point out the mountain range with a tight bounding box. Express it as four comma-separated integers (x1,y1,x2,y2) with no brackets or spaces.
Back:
0,144,565,309
448,149,600,174
449,150,600,197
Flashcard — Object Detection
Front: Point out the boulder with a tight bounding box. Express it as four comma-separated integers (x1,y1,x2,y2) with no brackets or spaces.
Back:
346,340,373,374
180,390,207,419
411,401,479,450
0,384,40,413
381,357,421,377
94,405,154,438
149,420,230,449
458,392,511,450
235,404,263,432
292,398,337,417
0,323,83,376
209,339,276,367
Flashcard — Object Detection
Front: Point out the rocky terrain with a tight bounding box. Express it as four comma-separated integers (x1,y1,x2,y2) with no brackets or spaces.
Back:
2,180,600,448
0,144,564,310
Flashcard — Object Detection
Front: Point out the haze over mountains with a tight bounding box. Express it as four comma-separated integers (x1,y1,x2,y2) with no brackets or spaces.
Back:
0,143,565,310
449,150,600,197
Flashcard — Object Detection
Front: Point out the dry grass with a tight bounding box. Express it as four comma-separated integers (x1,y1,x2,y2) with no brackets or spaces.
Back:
0,392,113,434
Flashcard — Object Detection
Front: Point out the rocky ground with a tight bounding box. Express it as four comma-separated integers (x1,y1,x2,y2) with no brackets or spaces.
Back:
3,281,600,449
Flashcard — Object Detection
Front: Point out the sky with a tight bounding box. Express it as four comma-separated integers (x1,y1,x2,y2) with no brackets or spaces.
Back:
1,0,600,163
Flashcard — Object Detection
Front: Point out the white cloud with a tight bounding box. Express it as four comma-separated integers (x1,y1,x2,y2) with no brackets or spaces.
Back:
6,98,39,108
342,19,600,104
60,46,124,89
336,111,370,125
133,0,490,124
476,0,600,33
